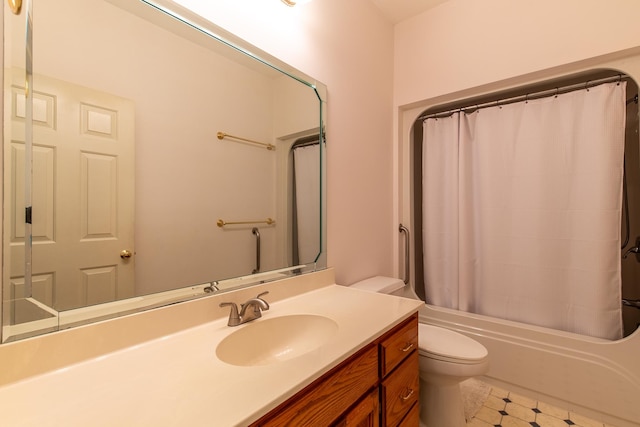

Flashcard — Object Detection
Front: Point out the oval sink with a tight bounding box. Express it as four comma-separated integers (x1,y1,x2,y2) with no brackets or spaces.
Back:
216,314,338,366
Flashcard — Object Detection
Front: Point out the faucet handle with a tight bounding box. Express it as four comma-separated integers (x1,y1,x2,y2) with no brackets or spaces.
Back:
219,302,240,326
256,291,269,310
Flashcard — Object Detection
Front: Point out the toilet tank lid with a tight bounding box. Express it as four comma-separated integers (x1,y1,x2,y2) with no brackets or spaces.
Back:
350,276,405,294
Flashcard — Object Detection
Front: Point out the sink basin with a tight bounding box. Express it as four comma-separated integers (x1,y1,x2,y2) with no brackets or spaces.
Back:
216,314,338,366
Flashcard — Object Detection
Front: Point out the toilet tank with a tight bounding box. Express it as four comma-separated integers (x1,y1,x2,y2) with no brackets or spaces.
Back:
350,276,406,295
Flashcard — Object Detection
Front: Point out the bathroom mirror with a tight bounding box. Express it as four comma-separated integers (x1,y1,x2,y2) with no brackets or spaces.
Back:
2,0,327,342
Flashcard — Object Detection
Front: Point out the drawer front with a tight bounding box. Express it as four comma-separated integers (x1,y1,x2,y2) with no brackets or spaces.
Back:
381,351,419,427
380,315,418,377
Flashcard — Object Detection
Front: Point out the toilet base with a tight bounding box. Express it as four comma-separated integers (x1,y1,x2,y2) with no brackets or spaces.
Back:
420,378,466,427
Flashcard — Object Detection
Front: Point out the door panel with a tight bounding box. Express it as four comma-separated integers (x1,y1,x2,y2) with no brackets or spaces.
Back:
8,71,135,311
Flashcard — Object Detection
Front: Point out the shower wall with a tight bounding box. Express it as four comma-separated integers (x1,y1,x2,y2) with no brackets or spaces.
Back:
622,78,640,336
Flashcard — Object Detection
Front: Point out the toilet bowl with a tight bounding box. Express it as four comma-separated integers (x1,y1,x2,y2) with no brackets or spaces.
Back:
418,323,489,427
350,276,489,427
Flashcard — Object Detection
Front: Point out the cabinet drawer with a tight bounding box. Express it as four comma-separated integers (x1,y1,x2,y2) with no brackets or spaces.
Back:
381,351,419,427
379,314,418,377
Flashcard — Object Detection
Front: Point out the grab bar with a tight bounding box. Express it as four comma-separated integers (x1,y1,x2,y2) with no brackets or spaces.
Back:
217,218,275,228
622,236,640,261
623,299,640,310
252,227,260,274
399,224,410,284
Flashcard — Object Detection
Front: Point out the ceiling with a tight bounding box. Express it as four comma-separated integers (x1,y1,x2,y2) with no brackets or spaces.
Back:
369,0,450,24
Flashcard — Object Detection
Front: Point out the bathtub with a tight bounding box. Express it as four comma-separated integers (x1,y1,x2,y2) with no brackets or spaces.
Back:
418,303,640,427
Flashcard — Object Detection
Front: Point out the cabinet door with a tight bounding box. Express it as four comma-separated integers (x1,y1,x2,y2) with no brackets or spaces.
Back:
334,388,380,427
253,345,378,426
397,401,419,427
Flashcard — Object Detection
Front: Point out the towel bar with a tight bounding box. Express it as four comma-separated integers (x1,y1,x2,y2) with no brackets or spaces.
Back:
217,218,276,228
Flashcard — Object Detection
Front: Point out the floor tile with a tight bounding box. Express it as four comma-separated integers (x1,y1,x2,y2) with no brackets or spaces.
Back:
465,381,617,427
569,412,605,427
466,418,495,427
490,385,510,399
501,415,533,427
504,402,536,422
474,405,503,425
537,401,569,420
536,412,575,427
507,392,537,409
484,394,507,411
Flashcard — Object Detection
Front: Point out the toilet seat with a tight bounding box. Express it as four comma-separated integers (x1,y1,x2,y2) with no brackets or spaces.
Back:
418,324,488,365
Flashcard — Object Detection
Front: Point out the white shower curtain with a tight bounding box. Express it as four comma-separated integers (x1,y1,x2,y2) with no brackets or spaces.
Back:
423,82,626,340
293,144,320,263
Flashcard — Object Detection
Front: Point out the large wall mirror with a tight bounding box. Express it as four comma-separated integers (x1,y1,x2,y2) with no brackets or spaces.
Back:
2,0,327,342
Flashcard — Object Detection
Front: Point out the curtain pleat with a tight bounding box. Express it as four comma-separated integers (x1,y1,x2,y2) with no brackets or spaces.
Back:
423,82,626,340
293,144,320,263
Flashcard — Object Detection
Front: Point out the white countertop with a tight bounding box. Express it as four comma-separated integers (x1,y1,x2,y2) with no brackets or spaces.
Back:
0,284,422,426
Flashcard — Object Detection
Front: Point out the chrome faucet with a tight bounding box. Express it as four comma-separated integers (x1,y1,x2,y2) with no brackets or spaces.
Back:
219,291,270,326
203,281,220,293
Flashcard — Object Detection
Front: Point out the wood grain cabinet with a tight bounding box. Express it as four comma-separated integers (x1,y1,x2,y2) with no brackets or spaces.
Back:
250,313,419,427
334,388,380,427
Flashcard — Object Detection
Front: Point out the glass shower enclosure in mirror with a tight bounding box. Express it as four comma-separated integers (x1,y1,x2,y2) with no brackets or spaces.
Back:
2,0,327,342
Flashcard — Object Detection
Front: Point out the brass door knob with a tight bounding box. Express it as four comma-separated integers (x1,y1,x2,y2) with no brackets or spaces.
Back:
8,0,22,15
120,249,133,259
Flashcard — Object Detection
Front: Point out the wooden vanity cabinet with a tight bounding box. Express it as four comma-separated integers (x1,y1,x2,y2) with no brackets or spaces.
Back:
250,313,419,427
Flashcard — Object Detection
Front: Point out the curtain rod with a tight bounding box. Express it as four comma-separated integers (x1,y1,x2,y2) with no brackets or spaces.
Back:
419,74,631,121
292,134,319,148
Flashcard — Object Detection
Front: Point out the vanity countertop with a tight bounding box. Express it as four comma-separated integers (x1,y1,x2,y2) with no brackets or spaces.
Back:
0,283,422,426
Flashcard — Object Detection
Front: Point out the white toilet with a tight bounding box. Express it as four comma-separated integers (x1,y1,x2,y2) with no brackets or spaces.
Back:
350,276,489,427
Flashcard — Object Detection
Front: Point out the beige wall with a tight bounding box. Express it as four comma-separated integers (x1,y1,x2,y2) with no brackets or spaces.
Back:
394,0,640,107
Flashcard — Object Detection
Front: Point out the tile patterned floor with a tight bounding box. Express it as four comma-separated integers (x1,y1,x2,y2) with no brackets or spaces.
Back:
466,384,618,427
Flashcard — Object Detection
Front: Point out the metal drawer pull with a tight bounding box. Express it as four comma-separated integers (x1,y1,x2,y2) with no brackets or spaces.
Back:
401,342,414,352
400,388,415,401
